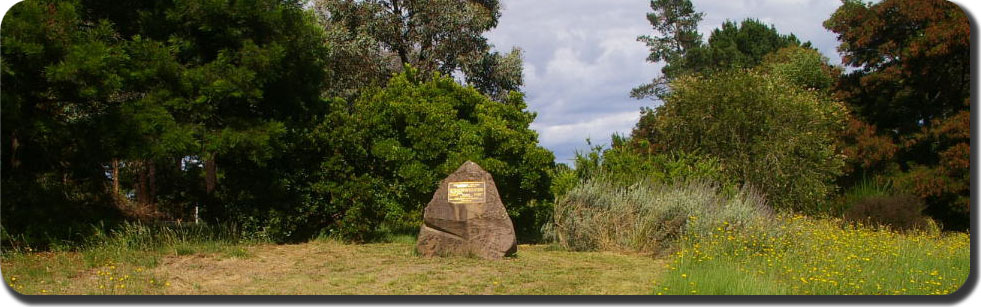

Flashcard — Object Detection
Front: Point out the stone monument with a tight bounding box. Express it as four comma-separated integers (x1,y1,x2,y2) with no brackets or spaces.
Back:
416,161,517,259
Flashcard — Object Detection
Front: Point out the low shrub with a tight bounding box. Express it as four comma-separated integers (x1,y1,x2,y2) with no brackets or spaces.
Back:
843,195,930,232
0,178,124,251
831,177,893,216
551,177,771,255
835,178,932,232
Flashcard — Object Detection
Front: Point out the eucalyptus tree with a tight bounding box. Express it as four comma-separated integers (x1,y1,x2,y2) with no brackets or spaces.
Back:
315,0,522,101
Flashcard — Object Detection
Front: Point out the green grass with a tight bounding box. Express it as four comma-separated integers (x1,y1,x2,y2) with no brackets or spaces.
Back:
654,214,970,295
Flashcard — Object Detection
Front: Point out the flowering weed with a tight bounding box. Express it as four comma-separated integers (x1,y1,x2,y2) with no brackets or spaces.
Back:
655,214,969,295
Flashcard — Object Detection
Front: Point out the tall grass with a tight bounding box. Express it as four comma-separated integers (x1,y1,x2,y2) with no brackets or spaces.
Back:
78,222,259,266
3,222,259,271
551,176,772,255
84,222,242,250
2,221,262,295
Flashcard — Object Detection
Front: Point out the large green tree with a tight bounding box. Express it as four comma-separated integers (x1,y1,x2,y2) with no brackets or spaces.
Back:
2,0,331,245
632,17,810,169
2,0,129,244
154,0,331,231
673,19,802,79
314,0,523,101
633,2,804,101
632,49,848,212
824,0,970,229
317,70,555,241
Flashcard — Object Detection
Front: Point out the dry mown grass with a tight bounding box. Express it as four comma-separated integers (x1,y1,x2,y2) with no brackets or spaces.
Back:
3,240,664,295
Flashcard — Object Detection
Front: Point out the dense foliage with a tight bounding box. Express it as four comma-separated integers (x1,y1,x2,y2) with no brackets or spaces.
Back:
670,19,802,80
313,0,523,101
1,0,124,245
633,2,803,100
629,6,844,211
825,0,970,229
565,136,727,189
315,71,554,241
2,0,330,245
1,0,554,247
633,68,847,212
843,195,929,232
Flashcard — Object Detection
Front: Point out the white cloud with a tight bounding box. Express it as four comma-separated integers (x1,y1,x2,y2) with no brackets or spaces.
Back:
533,111,641,164
545,47,592,83
533,111,640,148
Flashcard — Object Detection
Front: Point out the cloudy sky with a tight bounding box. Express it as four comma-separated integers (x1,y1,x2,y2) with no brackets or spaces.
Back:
485,0,846,165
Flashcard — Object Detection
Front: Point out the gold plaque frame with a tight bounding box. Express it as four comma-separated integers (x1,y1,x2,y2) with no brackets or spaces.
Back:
447,181,486,204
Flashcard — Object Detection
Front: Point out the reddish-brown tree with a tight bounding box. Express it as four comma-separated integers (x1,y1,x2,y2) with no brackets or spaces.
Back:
825,0,970,229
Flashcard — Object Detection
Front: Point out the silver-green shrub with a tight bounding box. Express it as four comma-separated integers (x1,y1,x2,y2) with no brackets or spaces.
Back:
552,176,771,255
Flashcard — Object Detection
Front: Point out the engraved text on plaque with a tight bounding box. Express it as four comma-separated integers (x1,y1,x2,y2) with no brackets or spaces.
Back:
448,181,485,204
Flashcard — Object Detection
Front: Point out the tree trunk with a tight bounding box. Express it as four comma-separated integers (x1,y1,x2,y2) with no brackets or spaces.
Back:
112,158,120,196
390,0,411,67
9,131,19,168
148,160,157,212
136,160,148,206
205,154,217,194
203,153,218,222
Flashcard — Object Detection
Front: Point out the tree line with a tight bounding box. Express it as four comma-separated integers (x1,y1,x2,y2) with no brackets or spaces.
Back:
617,0,969,230
0,0,970,249
1,0,552,246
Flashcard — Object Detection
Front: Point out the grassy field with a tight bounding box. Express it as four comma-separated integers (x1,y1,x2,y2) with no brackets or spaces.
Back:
654,215,971,295
1,218,970,295
1,238,664,295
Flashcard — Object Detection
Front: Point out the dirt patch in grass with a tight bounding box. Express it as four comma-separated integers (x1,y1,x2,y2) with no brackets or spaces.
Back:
148,240,664,295
4,240,664,295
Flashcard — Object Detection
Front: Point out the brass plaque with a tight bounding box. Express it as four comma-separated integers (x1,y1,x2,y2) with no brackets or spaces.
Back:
448,181,486,204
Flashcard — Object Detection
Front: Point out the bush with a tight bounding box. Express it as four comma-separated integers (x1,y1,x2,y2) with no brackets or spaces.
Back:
843,195,930,232
761,46,837,91
632,69,847,212
310,70,555,242
551,177,771,255
828,177,892,216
